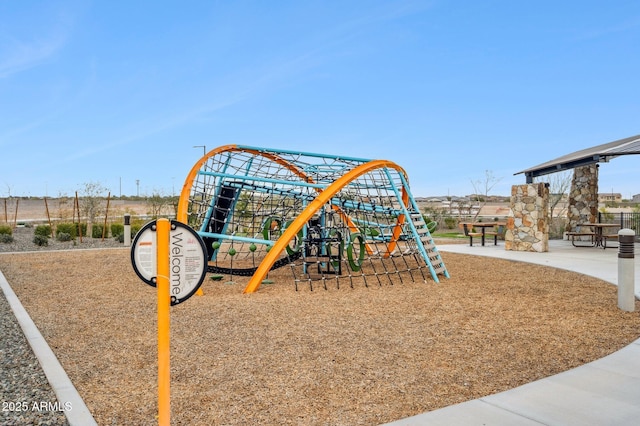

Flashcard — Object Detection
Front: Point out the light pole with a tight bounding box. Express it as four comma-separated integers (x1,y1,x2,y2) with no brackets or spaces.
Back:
193,145,206,157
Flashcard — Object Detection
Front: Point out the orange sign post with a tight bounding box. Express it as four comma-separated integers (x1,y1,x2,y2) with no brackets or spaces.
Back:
156,218,171,425
130,218,207,425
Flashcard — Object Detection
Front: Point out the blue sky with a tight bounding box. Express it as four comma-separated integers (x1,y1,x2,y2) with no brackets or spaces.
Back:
1,0,639,199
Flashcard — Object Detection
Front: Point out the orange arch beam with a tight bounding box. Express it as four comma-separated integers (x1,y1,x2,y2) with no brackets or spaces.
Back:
177,144,237,223
177,145,365,240
243,159,408,293
177,145,315,223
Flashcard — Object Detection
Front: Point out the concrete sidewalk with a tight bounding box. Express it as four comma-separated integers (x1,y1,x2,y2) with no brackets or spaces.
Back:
385,240,640,426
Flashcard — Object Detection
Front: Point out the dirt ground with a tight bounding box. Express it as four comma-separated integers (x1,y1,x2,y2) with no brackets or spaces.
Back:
1,247,639,425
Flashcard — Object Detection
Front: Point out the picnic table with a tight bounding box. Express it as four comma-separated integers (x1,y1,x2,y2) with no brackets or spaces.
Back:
568,223,620,249
459,222,505,246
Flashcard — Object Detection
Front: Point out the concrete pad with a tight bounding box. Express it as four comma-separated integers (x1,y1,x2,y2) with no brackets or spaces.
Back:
438,240,640,298
485,372,640,425
387,240,640,425
589,340,640,378
383,399,545,426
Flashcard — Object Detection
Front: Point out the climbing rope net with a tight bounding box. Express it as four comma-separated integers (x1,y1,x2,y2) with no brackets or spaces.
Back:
177,145,448,293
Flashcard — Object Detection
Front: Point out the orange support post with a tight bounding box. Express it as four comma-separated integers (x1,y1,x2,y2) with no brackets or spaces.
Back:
156,219,171,426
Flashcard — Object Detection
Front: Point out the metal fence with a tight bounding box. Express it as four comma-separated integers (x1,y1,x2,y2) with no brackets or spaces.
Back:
598,212,640,239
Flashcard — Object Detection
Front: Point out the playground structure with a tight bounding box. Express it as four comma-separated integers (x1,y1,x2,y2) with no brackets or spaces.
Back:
176,145,449,293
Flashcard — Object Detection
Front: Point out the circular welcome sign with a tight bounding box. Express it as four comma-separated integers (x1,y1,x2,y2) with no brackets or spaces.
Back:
131,220,208,305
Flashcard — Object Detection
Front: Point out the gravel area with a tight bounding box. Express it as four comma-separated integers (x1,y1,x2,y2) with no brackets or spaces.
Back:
0,227,121,425
1,227,640,425
0,227,124,253
0,283,68,426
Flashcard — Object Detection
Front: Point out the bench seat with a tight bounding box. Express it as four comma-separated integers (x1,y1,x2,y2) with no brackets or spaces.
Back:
567,232,595,247
602,234,619,249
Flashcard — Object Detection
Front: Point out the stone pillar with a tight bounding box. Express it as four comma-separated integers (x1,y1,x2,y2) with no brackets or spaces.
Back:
505,183,549,252
567,165,599,231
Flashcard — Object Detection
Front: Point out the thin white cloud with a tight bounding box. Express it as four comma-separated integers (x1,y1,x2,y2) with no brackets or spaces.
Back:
0,2,78,78
62,0,436,162
0,115,51,143
0,57,96,148
61,95,247,163
210,0,436,104
0,33,68,79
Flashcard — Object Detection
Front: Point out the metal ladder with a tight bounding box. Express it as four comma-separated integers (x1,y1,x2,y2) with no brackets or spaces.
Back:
409,212,449,280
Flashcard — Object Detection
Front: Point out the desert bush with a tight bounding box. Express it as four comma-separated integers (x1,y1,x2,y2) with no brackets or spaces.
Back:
444,217,457,229
0,234,14,243
111,223,124,238
33,234,49,246
92,224,106,238
131,222,144,238
75,222,87,237
34,224,52,238
56,223,77,239
0,225,12,236
57,232,72,242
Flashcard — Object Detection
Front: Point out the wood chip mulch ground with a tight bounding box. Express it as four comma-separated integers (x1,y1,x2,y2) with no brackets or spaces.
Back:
1,248,639,425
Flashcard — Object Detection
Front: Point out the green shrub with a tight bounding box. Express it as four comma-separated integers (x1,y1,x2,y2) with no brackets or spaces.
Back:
444,217,457,230
111,223,124,238
92,224,106,238
131,222,143,238
0,225,12,236
33,234,49,246
34,225,52,238
56,223,77,239
115,233,125,243
0,234,14,243
75,222,87,237
57,232,72,242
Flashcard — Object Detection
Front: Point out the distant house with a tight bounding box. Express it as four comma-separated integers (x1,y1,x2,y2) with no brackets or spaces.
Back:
632,194,640,203
598,193,622,203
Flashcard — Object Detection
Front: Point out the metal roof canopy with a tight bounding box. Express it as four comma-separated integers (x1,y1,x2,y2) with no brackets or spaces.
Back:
515,134,640,183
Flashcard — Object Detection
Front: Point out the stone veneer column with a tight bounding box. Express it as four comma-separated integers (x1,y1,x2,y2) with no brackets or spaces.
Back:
505,183,549,252
567,165,599,232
